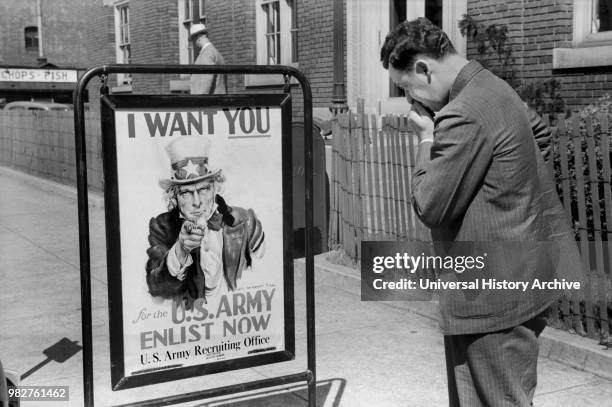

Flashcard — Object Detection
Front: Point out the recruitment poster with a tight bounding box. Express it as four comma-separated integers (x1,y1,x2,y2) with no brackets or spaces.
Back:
100,94,294,390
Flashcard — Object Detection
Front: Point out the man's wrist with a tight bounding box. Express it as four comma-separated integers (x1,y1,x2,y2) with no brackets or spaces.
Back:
175,243,189,265
167,242,192,280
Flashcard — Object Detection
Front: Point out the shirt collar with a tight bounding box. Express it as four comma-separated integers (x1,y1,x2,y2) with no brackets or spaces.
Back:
448,60,484,102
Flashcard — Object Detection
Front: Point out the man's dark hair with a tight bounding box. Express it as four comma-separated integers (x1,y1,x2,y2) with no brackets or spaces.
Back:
380,17,456,70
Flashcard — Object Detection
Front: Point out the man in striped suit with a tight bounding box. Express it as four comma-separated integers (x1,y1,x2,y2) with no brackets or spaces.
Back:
380,18,582,406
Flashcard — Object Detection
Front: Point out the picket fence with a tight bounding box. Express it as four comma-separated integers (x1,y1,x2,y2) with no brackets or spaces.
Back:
328,103,612,341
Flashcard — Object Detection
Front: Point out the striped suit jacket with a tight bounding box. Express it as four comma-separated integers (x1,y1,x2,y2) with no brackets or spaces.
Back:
412,61,581,335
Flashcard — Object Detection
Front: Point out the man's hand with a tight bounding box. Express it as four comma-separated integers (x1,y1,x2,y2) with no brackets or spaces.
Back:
176,221,205,262
407,97,434,142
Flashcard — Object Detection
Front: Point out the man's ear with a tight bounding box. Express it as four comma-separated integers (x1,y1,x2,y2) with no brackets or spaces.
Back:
415,59,431,84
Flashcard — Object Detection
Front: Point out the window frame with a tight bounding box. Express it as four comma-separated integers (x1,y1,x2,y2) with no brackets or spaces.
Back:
289,0,298,62
552,0,612,69
178,0,198,67
256,0,295,66
198,0,206,20
247,0,297,87
24,26,39,50
573,0,612,46
113,1,132,89
387,0,467,102
262,0,282,64
174,0,200,90
184,0,193,23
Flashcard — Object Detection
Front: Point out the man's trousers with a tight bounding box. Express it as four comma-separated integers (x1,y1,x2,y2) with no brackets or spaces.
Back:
444,312,547,406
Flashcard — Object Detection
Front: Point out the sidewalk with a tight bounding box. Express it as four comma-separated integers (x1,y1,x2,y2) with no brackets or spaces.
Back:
1,165,612,407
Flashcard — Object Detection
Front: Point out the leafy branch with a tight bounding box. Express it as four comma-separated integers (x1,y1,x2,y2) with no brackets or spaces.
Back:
458,14,565,118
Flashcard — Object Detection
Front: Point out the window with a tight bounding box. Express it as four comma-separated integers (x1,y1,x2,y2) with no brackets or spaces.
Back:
185,0,195,64
389,0,443,97
387,0,465,100
24,26,38,50
175,0,204,91
263,1,281,64
199,0,206,20
184,0,193,22
592,0,612,33
246,0,297,86
290,0,298,62
425,0,443,26
114,2,132,86
553,0,612,69
572,0,612,45
178,0,205,66
256,0,297,65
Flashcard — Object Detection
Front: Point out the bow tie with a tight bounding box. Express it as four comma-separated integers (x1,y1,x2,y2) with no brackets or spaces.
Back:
206,211,224,231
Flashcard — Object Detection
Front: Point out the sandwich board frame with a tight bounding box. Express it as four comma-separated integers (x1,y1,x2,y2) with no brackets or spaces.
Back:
100,93,295,390
73,64,316,407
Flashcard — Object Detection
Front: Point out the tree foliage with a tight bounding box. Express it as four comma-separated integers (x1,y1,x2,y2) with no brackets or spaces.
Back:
459,14,565,119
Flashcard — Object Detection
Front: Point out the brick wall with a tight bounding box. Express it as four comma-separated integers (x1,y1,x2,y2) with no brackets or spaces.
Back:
0,0,93,67
205,0,257,91
297,0,335,107
78,0,115,163
466,0,612,112
84,0,183,103
205,0,342,121
82,0,344,121
0,110,103,191
0,0,344,189
130,0,181,93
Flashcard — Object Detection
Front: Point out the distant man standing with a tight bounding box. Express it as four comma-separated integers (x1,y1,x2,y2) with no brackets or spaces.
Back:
380,18,582,406
189,23,227,95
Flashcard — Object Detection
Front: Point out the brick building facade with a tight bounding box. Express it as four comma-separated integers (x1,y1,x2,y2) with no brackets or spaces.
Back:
202,0,342,121
86,0,342,123
465,0,612,112
85,0,183,103
63,0,612,118
0,0,94,104
0,0,92,68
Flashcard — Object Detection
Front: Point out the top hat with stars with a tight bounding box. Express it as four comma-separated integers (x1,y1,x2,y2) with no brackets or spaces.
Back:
159,136,221,189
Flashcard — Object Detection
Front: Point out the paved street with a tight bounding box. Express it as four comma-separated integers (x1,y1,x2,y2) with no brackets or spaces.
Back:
1,166,612,406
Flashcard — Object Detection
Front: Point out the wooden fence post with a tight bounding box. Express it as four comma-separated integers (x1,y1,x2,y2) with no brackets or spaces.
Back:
570,116,596,336
363,109,375,241
357,99,371,244
379,117,391,240
339,113,351,260
398,116,413,241
371,115,383,240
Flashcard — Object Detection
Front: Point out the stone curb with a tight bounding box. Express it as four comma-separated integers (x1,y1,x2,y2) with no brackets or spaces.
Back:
295,254,612,381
